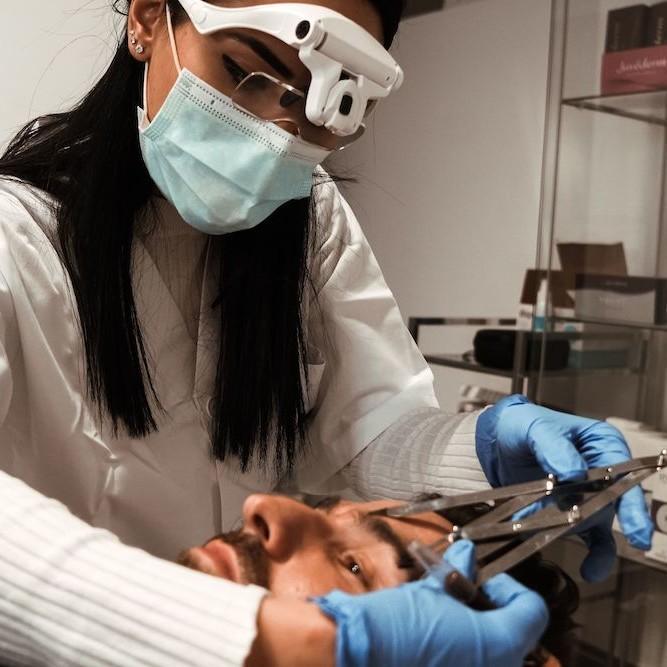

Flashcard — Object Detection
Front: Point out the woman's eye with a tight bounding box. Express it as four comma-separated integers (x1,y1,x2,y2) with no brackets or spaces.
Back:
223,55,249,84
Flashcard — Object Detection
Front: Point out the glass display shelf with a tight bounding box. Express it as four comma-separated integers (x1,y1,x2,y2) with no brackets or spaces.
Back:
562,89,667,125
554,314,667,332
410,319,646,400
424,353,517,378
424,353,643,378
533,4,667,663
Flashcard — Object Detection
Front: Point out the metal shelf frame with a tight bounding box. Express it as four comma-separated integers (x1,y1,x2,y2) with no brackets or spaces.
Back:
409,316,647,400
408,316,532,396
533,4,667,663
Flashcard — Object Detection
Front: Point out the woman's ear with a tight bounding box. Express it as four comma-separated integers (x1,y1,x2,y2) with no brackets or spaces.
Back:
127,0,167,62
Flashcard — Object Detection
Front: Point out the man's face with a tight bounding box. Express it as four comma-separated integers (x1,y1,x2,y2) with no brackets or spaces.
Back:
177,496,451,596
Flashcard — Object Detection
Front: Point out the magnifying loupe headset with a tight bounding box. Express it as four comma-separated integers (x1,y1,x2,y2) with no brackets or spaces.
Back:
176,0,405,138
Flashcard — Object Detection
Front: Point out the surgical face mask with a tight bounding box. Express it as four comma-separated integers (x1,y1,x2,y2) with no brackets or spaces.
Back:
137,9,331,235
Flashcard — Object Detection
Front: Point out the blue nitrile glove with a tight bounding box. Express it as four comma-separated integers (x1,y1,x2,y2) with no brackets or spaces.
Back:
476,394,654,582
313,540,548,667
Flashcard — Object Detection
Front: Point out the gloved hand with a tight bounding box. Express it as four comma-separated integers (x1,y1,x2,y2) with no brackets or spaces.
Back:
476,394,654,582
313,540,548,667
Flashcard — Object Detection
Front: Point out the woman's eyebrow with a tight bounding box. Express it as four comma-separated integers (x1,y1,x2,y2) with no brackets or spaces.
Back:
225,31,294,80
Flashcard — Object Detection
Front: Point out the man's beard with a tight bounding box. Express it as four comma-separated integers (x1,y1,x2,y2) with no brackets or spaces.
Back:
177,530,270,588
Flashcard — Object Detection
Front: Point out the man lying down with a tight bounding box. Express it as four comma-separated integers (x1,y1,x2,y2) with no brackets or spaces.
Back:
178,494,578,667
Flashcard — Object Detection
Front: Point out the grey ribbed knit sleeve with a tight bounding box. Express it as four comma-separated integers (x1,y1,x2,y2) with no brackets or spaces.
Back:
343,408,491,500
0,471,266,667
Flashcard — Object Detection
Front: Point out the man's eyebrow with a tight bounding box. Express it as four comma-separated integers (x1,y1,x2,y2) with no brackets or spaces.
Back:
226,31,294,80
360,515,419,575
310,496,422,578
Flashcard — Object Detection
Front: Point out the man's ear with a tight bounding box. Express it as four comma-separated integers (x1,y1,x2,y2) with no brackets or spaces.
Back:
127,0,168,62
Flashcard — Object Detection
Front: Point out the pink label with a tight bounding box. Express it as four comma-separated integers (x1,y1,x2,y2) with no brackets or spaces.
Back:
601,45,667,94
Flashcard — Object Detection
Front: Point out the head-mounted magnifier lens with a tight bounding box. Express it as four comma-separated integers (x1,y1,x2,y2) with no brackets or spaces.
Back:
231,72,365,150
175,0,404,141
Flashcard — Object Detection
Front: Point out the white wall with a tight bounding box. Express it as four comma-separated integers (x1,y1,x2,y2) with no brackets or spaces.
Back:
556,0,664,276
1,1,119,147
2,0,552,413
331,0,551,410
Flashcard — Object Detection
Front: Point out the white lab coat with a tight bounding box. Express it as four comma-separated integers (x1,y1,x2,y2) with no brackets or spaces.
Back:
0,176,437,561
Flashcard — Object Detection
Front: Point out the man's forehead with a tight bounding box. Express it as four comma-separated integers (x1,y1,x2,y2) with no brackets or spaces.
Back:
323,498,452,541
311,495,447,519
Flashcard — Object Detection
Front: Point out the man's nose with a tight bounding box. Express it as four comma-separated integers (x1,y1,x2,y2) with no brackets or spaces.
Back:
242,494,324,559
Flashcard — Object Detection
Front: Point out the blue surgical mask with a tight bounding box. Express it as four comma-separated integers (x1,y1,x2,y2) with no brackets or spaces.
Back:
137,10,331,235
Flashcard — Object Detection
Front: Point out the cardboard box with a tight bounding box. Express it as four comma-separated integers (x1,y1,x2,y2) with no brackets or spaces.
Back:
519,243,635,368
601,44,667,94
557,242,628,276
519,270,575,309
518,243,627,323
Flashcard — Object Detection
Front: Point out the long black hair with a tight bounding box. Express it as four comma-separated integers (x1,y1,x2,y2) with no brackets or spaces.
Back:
0,0,405,476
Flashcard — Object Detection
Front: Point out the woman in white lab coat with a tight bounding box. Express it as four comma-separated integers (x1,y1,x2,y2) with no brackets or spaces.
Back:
0,0,443,560
0,0,652,664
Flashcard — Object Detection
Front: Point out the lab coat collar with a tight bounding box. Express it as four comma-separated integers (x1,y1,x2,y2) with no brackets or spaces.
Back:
132,206,220,416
